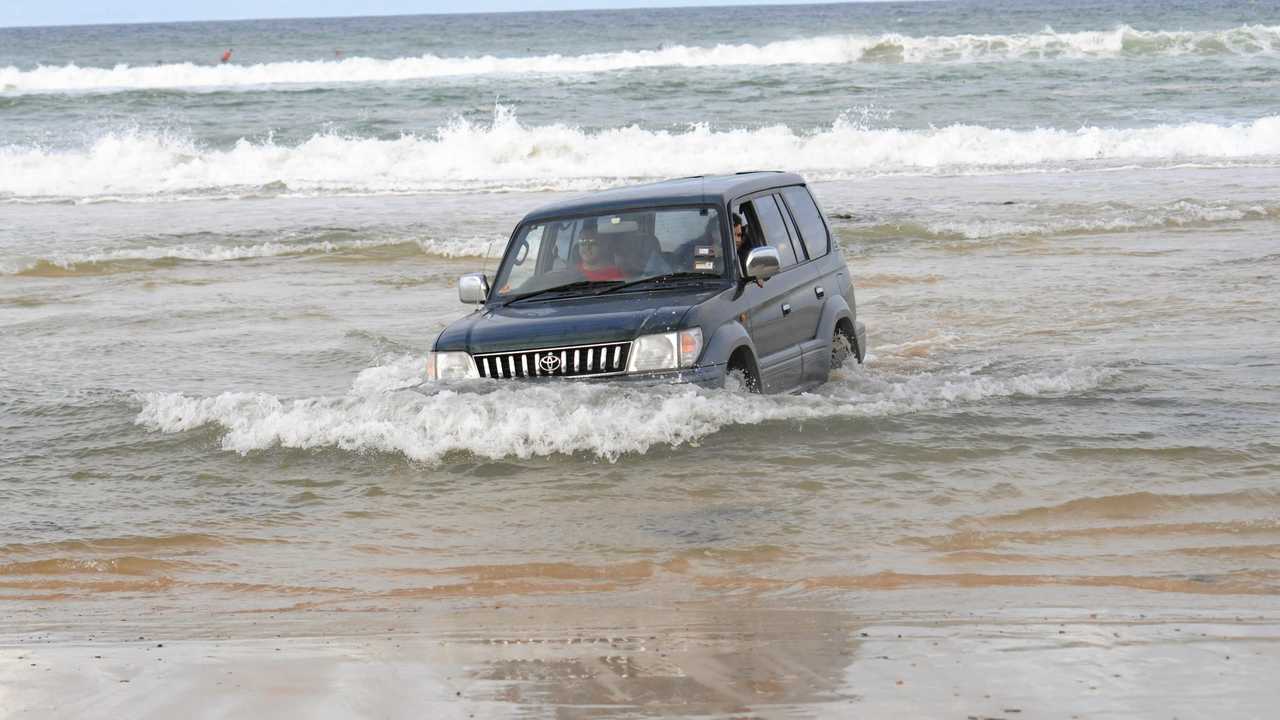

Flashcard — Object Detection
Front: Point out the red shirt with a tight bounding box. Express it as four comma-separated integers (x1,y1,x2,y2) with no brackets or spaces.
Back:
579,264,624,281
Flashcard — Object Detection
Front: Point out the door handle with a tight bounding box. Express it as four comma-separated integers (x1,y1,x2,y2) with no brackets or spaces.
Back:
815,286,825,299
781,303,792,316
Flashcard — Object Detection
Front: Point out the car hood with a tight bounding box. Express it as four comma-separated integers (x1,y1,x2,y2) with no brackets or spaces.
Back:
434,289,720,354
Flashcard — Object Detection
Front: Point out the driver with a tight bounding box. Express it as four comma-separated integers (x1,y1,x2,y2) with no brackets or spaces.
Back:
577,226,624,281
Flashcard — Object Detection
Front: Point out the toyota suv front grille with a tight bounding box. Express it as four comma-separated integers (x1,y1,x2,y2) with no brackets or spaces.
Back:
474,341,631,379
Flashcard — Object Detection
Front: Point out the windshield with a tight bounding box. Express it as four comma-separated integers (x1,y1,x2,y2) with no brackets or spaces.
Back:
492,207,726,300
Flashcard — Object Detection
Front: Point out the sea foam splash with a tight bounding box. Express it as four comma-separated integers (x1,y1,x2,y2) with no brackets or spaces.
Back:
3,25,1277,94
4,111,1280,202
135,355,1112,463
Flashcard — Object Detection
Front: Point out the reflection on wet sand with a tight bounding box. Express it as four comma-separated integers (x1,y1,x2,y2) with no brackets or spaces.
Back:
464,609,856,716
5,607,1280,719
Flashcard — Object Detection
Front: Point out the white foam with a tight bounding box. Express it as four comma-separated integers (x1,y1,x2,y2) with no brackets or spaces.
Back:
135,359,1111,463
3,25,1277,94
4,111,1280,202
412,236,498,259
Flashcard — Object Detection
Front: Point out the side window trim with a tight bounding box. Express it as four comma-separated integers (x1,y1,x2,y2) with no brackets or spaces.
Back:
778,185,831,259
766,194,806,267
775,192,809,262
775,190,810,260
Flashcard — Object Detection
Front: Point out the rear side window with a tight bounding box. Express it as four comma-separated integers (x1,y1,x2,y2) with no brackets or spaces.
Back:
749,195,799,268
781,186,831,258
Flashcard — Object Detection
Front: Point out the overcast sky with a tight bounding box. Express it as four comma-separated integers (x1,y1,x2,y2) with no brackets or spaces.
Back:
1,0,884,29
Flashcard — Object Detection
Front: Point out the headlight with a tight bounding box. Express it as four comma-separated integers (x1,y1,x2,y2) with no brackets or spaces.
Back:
426,351,478,381
627,328,703,372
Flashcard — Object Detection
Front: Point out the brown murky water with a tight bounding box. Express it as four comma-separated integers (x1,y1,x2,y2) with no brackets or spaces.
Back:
3,169,1280,716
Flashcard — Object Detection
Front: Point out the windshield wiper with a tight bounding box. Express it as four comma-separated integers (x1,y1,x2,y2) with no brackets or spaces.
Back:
502,279,622,306
593,272,721,296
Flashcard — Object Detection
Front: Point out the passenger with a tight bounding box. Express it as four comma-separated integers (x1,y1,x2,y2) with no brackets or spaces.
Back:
577,227,624,281
733,213,763,287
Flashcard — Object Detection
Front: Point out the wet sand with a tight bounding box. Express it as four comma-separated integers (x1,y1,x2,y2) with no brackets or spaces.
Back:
5,603,1279,719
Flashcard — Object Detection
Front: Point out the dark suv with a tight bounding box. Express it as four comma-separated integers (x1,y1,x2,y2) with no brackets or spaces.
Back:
427,172,866,394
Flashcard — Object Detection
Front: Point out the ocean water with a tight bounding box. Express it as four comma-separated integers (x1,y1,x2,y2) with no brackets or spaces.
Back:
3,1,1280,714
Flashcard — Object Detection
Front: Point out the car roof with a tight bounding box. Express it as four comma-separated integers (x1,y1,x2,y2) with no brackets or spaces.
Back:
518,171,807,225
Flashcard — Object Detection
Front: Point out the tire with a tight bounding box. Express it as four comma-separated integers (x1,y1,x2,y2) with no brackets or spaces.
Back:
831,327,856,371
725,361,761,394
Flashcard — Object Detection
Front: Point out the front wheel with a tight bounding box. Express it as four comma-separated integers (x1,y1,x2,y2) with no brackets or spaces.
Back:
724,362,760,394
831,328,856,370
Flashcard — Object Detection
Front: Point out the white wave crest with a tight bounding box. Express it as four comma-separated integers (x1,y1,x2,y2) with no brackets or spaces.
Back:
3,25,1277,94
3,111,1279,201
135,358,1111,463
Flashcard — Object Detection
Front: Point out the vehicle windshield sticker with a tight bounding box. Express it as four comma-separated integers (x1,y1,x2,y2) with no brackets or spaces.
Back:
694,246,715,257
694,260,715,271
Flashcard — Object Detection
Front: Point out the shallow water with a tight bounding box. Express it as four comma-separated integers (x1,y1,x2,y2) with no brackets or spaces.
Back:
3,168,1279,637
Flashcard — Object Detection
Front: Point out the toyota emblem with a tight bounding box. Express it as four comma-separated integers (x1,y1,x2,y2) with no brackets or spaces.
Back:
538,354,561,373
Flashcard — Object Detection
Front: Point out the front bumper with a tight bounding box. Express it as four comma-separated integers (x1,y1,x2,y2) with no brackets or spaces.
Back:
588,363,727,388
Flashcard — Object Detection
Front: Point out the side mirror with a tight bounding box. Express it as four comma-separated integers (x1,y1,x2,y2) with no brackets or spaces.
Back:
458,273,490,304
744,246,781,282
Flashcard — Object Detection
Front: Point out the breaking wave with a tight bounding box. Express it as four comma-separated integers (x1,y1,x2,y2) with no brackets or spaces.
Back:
3,25,1278,94
135,355,1112,463
4,111,1279,202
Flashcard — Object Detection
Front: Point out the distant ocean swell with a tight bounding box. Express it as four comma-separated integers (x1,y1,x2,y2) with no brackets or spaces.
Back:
0,236,497,276
847,200,1280,242
3,111,1279,201
2,24,1277,93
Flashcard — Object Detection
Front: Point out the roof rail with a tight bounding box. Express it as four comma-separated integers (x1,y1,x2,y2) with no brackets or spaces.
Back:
733,170,784,175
